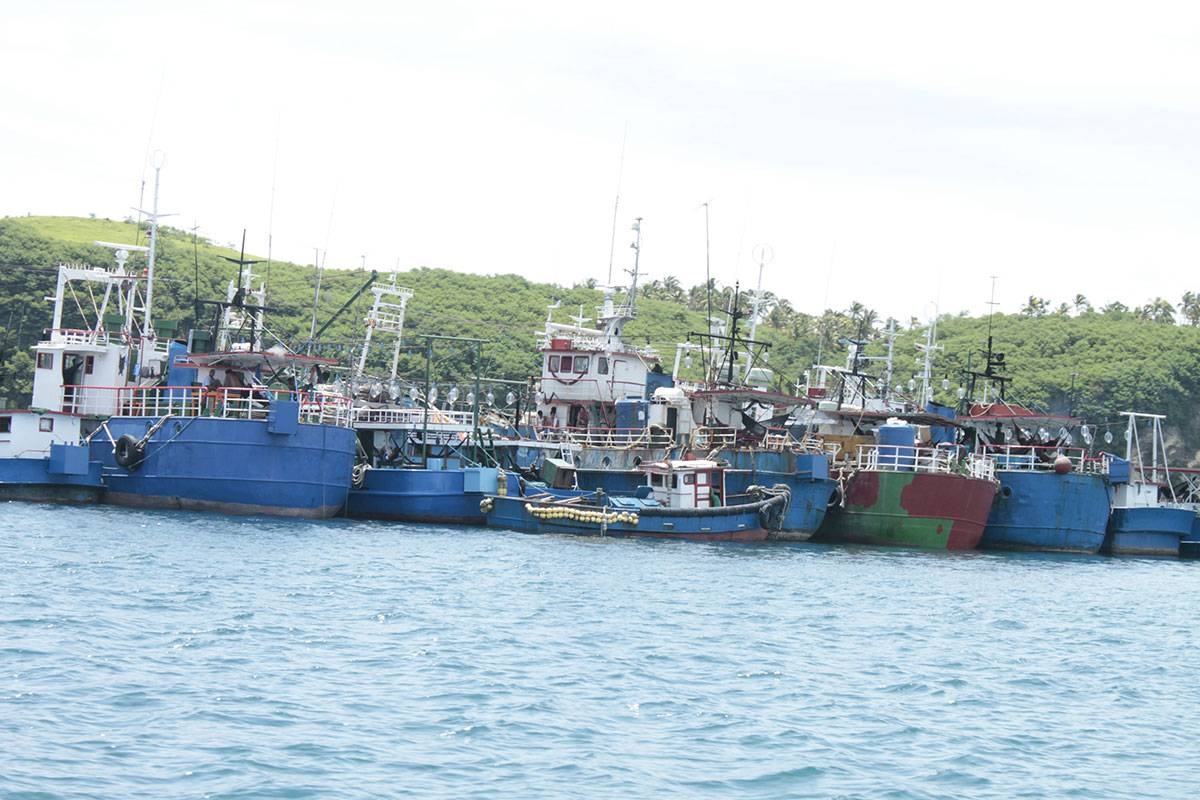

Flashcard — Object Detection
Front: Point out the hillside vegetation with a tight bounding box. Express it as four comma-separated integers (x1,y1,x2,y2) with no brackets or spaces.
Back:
3,215,1200,463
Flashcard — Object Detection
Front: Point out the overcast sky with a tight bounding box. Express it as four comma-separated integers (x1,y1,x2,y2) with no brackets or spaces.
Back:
4,1,1200,321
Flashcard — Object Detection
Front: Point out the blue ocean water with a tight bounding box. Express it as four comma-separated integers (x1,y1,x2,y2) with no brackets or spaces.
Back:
2,504,1196,799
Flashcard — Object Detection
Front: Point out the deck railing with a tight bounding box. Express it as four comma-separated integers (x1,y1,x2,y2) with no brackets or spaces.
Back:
62,384,354,427
561,425,675,449
46,328,112,346
354,405,475,428
761,428,828,454
980,443,1108,475
850,443,997,481
690,426,738,451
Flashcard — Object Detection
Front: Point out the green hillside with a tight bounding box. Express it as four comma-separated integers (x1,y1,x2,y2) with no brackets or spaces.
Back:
4,215,1200,463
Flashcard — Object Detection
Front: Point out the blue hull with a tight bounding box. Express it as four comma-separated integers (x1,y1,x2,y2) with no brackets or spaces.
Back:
718,451,834,541
93,417,356,518
484,494,768,541
1182,515,1200,559
980,470,1111,554
1106,506,1193,557
0,453,103,504
346,466,499,524
572,468,643,494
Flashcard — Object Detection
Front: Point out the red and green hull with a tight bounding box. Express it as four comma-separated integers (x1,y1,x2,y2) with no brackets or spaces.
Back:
815,470,997,550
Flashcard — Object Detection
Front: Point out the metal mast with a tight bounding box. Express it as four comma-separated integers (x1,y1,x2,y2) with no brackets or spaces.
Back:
353,273,414,382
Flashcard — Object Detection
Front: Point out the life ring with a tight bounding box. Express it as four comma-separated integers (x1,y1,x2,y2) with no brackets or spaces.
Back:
114,434,145,470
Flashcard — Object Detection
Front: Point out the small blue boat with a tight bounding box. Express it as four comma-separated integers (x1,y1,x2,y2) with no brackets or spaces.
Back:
1102,412,1193,557
348,461,500,524
483,459,790,542
342,286,557,524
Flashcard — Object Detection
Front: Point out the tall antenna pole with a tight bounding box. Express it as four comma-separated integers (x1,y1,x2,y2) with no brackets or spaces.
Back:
703,201,713,331
743,243,773,380
307,248,324,354
143,153,163,338
606,125,627,285
627,217,642,311
265,117,280,311
917,309,941,408
190,221,200,325
747,245,773,352
815,241,835,369
986,275,998,353
726,283,743,385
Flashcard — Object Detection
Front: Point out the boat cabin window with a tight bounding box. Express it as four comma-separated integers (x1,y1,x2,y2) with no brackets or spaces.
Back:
548,355,560,372
650,473,665,487
573,356,589,373
36,352,53,370
38,417,54,432
560,356,573,372
683,473,695,485
597,356,608,375
84,355,95,375
0,416,10,434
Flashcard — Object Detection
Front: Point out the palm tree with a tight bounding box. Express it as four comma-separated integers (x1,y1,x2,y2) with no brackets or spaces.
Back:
687,279,719,312
768,297,796,330
846,302,878,337
1180,291,1200,326
639,279,664,300
1073,294,1092,314
1138,298,1175,324
1021,296,1049,317
1101,301,1130,316
661,275,684,303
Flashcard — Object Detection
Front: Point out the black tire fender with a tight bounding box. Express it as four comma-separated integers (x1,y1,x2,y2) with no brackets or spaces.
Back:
114,434,145,470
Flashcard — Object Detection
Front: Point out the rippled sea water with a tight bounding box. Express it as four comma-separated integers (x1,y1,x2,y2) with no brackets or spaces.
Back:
2,503,1197,799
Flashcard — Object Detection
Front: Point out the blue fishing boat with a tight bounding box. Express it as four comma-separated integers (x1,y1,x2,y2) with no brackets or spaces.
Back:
975,445,1113,554
483,458,790,542
1102,412,1193,557
342,280,557,524
347,400,511,524
0,241,155,503
0,260,121,502
958,337,1113,554
88,351,357,517
960,404,1113,554
80,164,358,518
